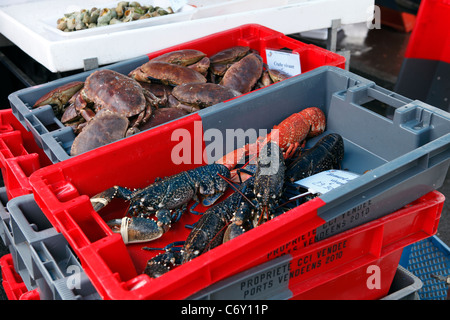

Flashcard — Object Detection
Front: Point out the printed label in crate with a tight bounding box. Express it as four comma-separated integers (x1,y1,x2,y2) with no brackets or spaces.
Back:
194,237,351,299
315,198,374,241
191,256,292,300
266,230,317,260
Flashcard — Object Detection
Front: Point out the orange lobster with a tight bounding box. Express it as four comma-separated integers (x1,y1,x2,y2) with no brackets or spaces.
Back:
216,107,326,179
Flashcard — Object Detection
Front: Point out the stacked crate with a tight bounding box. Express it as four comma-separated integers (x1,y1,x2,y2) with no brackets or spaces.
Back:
1,24,450,300
0,110,99,300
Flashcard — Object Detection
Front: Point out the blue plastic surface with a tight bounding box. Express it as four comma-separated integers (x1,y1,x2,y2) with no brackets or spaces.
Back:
400,235,450,300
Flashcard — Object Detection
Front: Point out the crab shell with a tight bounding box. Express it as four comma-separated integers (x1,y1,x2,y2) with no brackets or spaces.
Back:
268,69,291,82
209,46,249,65
128,61,207,86
220,53,263,94
138,82,173,98
138,107,188,130
82,69,147,118
150,49,206,66
187,56,210,76
70,110,130,156
171,83,241,109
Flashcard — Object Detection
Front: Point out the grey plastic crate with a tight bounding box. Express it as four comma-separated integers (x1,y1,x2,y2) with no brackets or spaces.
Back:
6,194,100,300
8,56,149,163
189,255,292,300
382,265,423,300
190,260,422,300
25,66,450,300
0,187,12,250
198,66,450,240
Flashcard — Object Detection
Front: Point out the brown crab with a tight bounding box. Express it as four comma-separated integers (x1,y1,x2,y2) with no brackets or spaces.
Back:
149,49,210,76
168,82,241,112
219,53,263,93
208,46,250,81
209,46,249,69
138,107,189,131
150,49,206,65
61,69,159,134
128,49,209,86
33,81,84,116
70,109,130,156
128,61,207,86
258,68,291,88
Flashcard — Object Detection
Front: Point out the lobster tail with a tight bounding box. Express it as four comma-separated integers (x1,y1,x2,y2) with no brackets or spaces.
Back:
271,112,310,148
299,107,326,137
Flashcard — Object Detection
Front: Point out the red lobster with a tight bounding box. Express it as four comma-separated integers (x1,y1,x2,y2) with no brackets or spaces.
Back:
216,107,326,180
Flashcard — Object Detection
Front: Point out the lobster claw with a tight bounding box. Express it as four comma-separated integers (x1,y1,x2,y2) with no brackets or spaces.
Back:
223,200,255,243
223,223,246,243
91,187,119,211
201,191,225,207
142,241,185,278
107,217,167,244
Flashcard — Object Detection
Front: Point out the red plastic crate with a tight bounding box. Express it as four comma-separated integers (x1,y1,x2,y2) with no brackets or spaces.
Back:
289,190,443,299
26,65,450,299
27,105,445,299
145,23,346,72
192,190,443,300
0,109,52,199
9,24,346,164
0,254,40,300
404,0,450,64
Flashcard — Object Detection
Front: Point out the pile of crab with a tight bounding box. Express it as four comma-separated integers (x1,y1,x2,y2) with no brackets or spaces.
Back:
33,46,290,156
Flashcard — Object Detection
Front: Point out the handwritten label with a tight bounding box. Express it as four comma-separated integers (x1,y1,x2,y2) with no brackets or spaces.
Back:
265,49,301,76
295,169,360,195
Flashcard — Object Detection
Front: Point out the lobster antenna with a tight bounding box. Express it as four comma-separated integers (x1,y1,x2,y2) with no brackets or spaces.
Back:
275,191,312,209
228,152,255,182
217,173,256,208
142,241,185,252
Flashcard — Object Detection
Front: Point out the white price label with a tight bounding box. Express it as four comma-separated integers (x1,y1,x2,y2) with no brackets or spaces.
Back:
169,0,188,11
266,49,301,76
294,170,360,195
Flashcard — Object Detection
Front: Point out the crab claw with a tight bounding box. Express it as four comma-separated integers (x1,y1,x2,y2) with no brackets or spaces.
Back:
107,217,167,244
33,81,84,115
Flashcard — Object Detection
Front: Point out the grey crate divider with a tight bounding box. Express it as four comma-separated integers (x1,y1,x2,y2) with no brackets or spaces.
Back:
6,194,100,300
8,55,150,163
199,66,450,241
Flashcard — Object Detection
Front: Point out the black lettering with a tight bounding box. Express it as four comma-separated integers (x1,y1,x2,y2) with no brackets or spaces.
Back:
278,273,289,284
316,259,322,268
